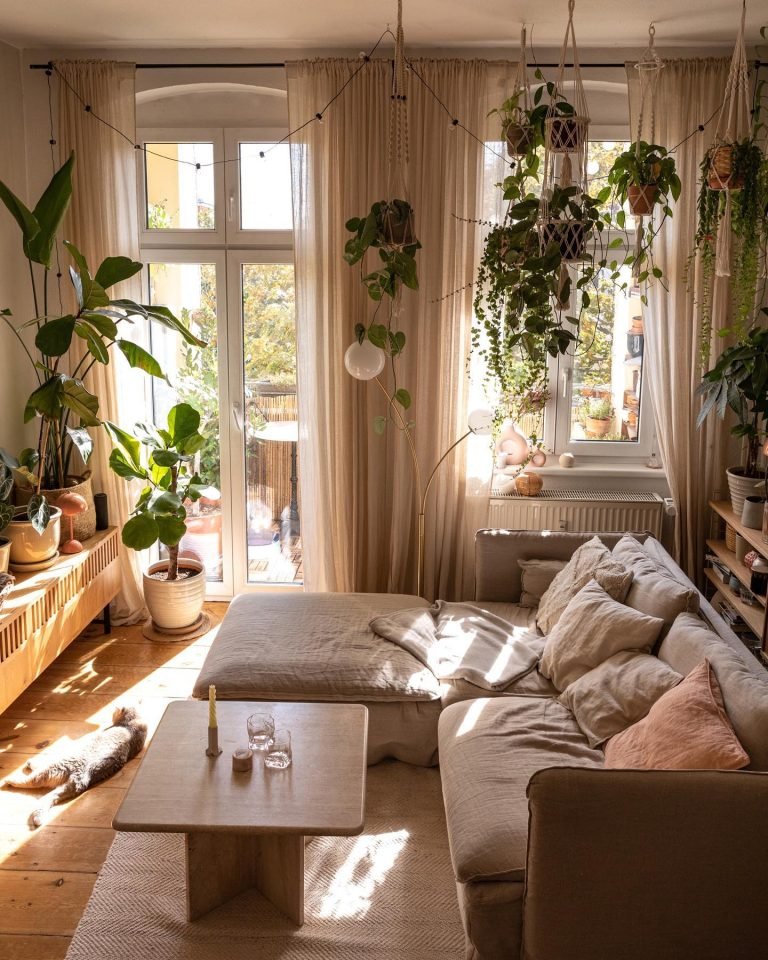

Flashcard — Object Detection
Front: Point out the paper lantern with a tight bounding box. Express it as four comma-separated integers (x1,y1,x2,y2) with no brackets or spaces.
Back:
344,340,385,380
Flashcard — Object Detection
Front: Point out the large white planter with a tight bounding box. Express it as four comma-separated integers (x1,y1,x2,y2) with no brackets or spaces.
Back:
0,539,10,574
726,467,763,519
7,507,62,568
143,558,205,632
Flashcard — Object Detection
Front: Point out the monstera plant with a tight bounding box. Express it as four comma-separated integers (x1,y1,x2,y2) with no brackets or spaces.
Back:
0,151,204,538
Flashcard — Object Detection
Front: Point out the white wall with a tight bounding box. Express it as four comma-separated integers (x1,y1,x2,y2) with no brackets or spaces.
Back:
0,40,37,456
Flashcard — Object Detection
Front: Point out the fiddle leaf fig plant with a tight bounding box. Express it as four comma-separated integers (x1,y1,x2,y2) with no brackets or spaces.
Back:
105,403,207,581
0,151,205,532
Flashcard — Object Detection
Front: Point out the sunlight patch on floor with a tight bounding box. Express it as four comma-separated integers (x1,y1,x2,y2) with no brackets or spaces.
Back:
318,829,409,920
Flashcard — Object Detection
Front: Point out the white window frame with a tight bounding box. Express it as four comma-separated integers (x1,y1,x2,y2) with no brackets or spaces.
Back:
224,128,294,249
138,127,226,248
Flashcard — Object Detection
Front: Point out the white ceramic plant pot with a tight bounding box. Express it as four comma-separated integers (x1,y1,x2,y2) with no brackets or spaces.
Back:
0,538,10,574
143,558,205,632
7,507,62,567
726,467,763,519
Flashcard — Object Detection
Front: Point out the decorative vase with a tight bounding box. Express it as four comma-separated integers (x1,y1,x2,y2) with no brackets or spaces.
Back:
497,420,529,466
505,122,535,157
742,496,766,530
725,467,763,519
0,538,9,574
14,475,96,542
627,184,659,216
7,507,62,569
143,558,206,633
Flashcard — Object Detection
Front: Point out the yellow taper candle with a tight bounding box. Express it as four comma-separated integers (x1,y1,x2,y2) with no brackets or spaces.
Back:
208,684,217,728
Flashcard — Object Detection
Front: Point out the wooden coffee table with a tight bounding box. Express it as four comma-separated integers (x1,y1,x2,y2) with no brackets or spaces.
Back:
113,700,368,924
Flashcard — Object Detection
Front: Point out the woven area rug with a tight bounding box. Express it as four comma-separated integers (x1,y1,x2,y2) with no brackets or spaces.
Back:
66,761,464,959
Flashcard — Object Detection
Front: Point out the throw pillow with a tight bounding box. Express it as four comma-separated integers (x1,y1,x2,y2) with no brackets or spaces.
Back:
559,650,682,747
540,579,664,690
613,536,699,633
536,536,633,634
604,659,750,770
518,559,568,607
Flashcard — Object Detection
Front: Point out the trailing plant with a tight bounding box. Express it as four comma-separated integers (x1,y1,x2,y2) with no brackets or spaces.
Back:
344,198,421,431
696,316,768,479
0,152,204,530
105,403,207,581
0,464,13,536
693,136,768,360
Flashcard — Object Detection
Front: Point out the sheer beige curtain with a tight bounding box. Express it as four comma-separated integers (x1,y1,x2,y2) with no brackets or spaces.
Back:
627,58,733,580
288,58,513,599
56,59,147,622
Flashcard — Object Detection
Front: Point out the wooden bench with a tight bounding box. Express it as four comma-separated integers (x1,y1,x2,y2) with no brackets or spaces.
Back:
0,527,121,714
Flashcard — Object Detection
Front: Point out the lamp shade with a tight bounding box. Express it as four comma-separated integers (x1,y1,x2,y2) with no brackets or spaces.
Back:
344,339,386,380
467,407,494,436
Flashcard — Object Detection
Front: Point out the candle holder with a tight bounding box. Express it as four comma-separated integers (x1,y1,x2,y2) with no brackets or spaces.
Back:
206,726,222,758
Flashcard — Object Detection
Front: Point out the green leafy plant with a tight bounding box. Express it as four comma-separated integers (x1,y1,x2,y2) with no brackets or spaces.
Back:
105,403,207,581
608,141,681,197
587,396,612,420
344,198,421,431
0,463,13,536
0,152,204,530
693,136,768,359
696,317,768,480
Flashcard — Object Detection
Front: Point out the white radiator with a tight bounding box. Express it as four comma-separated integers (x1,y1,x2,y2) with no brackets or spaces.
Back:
488,490,664,538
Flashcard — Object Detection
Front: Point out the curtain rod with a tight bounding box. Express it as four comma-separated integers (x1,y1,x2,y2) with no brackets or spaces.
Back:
30,60,768,71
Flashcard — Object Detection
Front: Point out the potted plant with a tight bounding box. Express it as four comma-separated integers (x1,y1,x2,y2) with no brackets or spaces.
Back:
697,319,768,517
608,141,681,216
0,464,12,573
489,89,540,158
0,152,204,542
585,397,613,437
693,136,767,356
105,403,208,634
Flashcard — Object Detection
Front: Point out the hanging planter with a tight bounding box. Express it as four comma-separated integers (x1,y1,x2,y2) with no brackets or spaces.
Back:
627,184,659,215
545,113,589,154
381,199,417,246
539,220,586,261
706,142,746,190
505,121,536,158
490,27,540,160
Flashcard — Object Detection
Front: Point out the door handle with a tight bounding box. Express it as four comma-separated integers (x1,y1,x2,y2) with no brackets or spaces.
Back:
232,401,244,431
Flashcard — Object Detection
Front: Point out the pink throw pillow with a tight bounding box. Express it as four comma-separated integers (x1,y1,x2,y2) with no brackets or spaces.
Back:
604,659,749,770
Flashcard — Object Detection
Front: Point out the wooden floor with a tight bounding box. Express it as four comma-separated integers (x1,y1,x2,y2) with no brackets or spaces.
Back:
0,602,228,960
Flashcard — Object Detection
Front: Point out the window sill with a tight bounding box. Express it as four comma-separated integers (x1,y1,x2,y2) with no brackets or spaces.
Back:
533,461,666,479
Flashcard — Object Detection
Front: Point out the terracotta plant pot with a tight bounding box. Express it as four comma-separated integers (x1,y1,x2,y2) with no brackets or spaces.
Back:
143,558,206,633
7,507,62,568
0,538,9,574
14,476,96,542
586,417,612,438
707,145,745,191
539,221,586,262
505,122,535,158
627,184,659,216
546,116,586,154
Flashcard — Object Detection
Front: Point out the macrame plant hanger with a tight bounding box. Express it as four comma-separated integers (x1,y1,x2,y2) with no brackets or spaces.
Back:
710,0,751,278
539,0,590,308
631,23,665,279
505,25,533,159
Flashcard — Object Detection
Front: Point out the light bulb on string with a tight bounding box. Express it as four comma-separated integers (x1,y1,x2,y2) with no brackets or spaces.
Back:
344,339,385,380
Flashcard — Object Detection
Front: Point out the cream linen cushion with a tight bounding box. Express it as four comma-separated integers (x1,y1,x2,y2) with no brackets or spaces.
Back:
540,580,665,691
613,536,699,632
536,536,633,634
518,559,568,607
559,650,683,747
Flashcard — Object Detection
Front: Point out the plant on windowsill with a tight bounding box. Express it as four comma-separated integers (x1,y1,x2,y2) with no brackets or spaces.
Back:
584,396,613,438
105,403,209,634
0,152,205,550
696,317,768,517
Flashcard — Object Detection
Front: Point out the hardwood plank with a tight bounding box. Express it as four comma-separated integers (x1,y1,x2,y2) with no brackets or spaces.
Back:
0,934,71,960
21,663,201,701
0,870,97,935
2,691,174,724
56,637,210,670
0,826,114,872
0,780,124,829
0,752,138,788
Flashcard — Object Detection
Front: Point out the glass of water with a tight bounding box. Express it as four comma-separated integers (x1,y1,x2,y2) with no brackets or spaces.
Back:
247,712,275,751
264,729,292,769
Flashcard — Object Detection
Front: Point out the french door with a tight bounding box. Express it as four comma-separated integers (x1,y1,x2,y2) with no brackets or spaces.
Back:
143,250,300,597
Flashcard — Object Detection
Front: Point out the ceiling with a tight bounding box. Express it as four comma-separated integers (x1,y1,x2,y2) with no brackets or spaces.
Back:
0,0,763,51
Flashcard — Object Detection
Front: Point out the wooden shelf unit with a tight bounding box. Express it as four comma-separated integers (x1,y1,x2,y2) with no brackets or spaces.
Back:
0,527,120,714
707,501,768,651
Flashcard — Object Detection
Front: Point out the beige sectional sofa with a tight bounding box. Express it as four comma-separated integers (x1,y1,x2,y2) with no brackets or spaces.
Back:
440,530,768,960
195,529,768,958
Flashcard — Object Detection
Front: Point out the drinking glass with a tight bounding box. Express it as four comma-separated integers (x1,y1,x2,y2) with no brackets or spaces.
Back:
264,729,292,769
247,712,275,751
